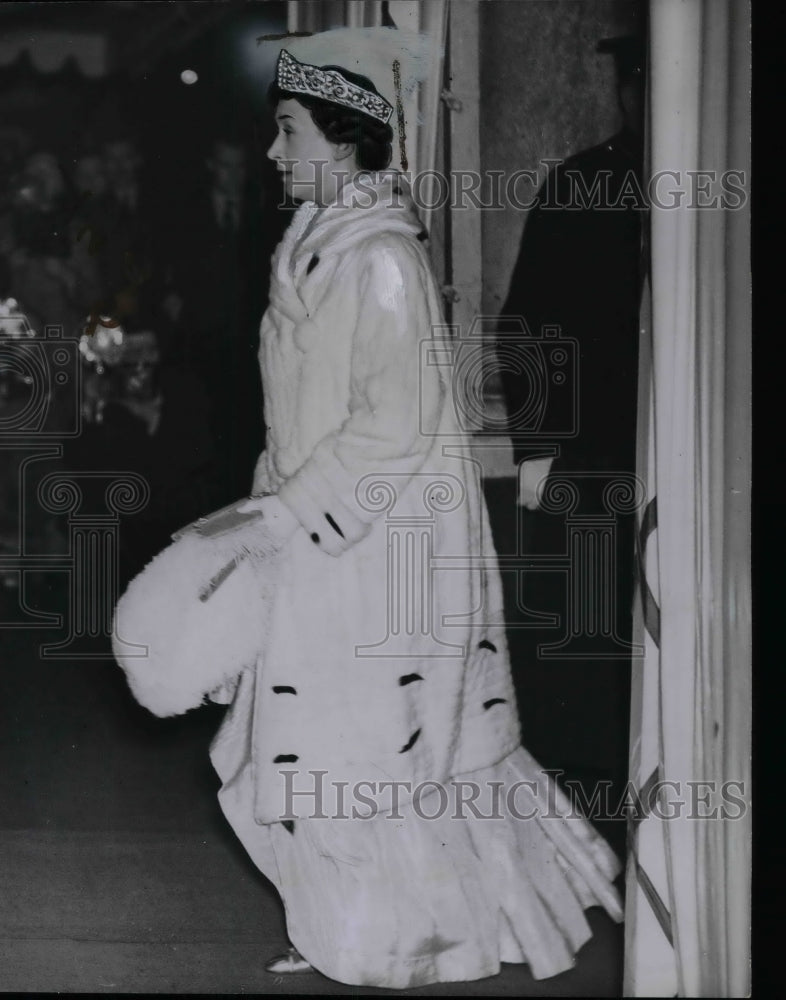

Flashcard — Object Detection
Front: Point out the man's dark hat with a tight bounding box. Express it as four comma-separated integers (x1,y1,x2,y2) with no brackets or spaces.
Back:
597,35,645,81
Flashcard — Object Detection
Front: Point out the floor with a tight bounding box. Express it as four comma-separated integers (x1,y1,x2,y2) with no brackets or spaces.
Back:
0,495,626,994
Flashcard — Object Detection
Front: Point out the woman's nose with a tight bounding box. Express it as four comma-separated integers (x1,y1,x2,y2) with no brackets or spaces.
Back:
267,134,282,162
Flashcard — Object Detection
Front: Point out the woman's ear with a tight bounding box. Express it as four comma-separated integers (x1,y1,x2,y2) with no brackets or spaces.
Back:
333,142,357,163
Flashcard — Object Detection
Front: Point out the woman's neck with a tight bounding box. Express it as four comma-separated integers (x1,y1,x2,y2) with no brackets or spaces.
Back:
320,166,360,207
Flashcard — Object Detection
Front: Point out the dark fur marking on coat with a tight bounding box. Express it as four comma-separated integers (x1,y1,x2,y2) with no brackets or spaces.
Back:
307,254,320,274
399,729,421,753
479,639,497,653
483,698,507,710
399,673,424,686
416,230,428,242
273,685,297,695
325,512,345,538
310,532,320,544
274,754,299,763
281,820,296,835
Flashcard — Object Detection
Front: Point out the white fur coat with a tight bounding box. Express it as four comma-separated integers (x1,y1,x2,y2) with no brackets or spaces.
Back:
210,175,521,824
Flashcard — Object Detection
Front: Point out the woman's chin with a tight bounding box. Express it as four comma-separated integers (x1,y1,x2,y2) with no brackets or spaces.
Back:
284,179,321,204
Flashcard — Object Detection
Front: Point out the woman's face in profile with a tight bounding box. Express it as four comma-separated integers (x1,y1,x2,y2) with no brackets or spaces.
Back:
267,98,350,205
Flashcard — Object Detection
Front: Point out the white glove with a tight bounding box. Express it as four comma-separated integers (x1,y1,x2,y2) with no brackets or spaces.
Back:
235,493,301,545
517,457,554,510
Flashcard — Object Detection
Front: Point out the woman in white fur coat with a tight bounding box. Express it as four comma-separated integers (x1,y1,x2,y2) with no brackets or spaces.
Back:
206,49,623,988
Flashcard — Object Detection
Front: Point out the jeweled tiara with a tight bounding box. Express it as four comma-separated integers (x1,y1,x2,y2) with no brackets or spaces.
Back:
276,49,394,125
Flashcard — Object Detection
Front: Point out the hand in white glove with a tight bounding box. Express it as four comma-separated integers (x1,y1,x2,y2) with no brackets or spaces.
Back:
234,493,301,545
517,457,554,510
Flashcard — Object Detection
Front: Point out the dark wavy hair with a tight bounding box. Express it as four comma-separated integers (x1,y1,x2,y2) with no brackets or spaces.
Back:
268,65,393,171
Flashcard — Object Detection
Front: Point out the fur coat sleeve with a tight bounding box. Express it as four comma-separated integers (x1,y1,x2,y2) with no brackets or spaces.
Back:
274,234,446,555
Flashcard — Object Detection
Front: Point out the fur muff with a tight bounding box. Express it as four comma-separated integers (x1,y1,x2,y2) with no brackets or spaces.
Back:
112,522,281,718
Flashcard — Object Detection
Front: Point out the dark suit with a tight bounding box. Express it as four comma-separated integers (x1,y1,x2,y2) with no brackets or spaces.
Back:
502,128,644,478
500,128,645,838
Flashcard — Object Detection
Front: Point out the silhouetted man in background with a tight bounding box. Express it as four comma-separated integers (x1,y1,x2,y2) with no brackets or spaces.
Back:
500,36,646,850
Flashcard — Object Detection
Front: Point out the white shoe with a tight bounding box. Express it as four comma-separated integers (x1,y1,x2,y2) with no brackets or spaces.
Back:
264,945,314,975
